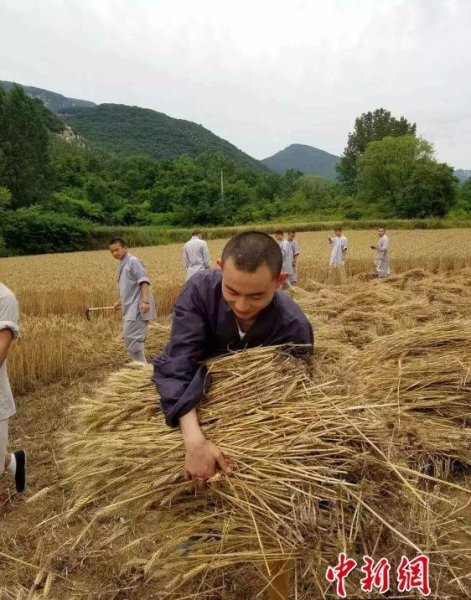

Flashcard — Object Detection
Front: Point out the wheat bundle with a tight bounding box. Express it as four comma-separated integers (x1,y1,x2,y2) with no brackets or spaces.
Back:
351,320,471,436
61,343,471,597
64,350,380,521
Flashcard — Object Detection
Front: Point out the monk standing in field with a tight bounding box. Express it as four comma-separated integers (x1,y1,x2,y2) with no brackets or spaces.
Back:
152,231,313,600
371,227,390,278
287,230,300,285
274,230,292,288
328,227,348,284
0,282,26,493
183,230,211,281
109,238,157,363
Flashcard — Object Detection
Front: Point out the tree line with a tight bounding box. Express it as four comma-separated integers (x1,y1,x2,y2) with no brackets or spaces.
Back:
0,85,470,255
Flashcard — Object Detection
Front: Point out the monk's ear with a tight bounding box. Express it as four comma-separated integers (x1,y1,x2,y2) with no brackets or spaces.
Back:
216,258,223,269
276,272,289,287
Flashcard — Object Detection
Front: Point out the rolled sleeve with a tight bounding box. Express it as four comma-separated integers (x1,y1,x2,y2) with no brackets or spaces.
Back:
0,321,19,339
0,288,19,338
129,258,151,286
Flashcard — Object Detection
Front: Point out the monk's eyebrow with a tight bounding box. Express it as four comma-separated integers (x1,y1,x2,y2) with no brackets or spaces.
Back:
225,284,263,297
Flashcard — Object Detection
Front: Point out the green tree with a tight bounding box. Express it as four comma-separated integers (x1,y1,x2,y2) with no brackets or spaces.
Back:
0,85,51,206
357,135,456,218
0,186,11,210
337,108,416,193
450,178,471,216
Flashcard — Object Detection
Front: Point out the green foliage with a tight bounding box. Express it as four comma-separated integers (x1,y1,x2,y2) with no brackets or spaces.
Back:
453,178,471,215
0,186,12,209
65,104,267,172
357,135,457,218
41,192,105,223
0,85,51,207
0,206,91,255
337,108,416,193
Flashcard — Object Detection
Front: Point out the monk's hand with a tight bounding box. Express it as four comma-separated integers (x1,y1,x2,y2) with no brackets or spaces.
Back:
113,300,121,310
184,437,232,482
140,300,150,314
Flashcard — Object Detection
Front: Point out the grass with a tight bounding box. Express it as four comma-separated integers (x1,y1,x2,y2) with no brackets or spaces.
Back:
89,218,471,250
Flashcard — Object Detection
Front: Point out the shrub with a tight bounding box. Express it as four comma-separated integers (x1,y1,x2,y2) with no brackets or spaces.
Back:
1,206,91,254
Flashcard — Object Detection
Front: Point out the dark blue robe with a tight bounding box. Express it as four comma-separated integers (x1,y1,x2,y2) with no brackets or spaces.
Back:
152,269,313,427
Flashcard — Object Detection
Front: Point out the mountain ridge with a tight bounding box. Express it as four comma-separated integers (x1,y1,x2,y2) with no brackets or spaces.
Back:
262,143,340,179
0,80,96,113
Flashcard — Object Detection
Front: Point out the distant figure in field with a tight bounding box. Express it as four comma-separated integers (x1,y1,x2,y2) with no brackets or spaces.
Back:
371,227,390,278
183,231,211,282
109,238,157,363
328,227,348,284
0,282,26,493
274,230,292,288
287,231,300,286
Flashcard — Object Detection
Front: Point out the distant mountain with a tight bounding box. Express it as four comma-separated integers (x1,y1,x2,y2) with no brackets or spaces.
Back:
455,169,471,182
61,103,267,170
262,143,340,179
0,80,96,113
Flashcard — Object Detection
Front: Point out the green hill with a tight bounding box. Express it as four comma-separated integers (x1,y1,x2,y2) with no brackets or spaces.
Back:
262,143,339,179
0,81,267,171
63,103,267,170
0,80,96,113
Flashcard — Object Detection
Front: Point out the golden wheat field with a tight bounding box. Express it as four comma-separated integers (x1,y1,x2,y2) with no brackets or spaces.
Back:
1,229,470,395
0,228,470,599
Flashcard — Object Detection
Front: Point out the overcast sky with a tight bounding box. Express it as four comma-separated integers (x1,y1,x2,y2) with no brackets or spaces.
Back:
0,0,470,167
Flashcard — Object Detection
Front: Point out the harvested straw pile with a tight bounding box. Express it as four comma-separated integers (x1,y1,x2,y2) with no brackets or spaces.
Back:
291,268,471,350
352,320,471,428
56,269,471,598
62,342,471,597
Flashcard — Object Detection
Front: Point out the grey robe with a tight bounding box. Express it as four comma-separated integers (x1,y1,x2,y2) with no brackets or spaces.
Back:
183,236,211,281
374,235,390,277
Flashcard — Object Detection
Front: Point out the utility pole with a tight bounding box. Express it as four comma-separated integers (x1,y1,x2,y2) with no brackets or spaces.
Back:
220,169,224,202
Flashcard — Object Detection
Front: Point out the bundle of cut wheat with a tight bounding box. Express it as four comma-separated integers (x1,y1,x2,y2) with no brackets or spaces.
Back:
353,320,470,400
61,342,471,598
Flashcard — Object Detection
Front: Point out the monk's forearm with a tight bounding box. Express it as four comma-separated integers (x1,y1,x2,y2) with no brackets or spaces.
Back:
0,329,13,369
180,408,205,447
139,282,150,303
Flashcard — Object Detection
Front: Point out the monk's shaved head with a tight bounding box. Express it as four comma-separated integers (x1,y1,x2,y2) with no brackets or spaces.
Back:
221,231,282,279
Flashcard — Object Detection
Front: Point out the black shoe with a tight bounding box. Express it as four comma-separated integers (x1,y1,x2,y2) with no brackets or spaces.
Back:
13,450,26,493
